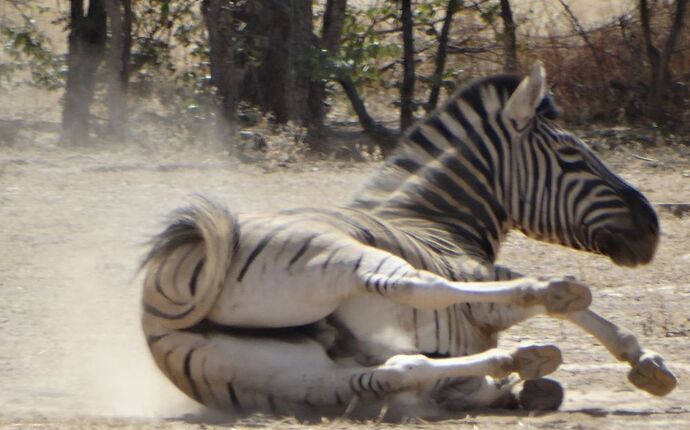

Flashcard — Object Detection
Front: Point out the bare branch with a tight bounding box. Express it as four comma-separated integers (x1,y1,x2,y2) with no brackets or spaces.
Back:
337,74,398,147
447,44,497,54
426,0,458,112
557,0,605,80
374,17,447,35
662,0,689,73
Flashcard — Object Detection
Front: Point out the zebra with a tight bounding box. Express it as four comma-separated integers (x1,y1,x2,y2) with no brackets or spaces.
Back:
140,62,676,420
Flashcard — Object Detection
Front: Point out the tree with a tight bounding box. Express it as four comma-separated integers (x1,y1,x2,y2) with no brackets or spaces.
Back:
558,0,605,82
426,0,459,112
308,0,348,128
640,0,689,122
62,0,107,144
235,0,313,125
1,1,64,91
399,0,415,130
201,0,244,136
104,0,132,137
337,74,397,148
499,0,517,72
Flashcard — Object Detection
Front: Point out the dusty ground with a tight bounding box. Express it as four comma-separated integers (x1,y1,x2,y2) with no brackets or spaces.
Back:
0,133,689,429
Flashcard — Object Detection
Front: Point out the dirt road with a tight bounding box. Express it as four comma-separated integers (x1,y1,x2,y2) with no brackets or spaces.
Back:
1,141,688,429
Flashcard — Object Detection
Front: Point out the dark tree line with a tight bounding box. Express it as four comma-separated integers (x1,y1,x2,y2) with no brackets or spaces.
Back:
45,0,690,145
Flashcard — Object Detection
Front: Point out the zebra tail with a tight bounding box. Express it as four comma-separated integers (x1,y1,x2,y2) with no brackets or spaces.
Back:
141,197,237,331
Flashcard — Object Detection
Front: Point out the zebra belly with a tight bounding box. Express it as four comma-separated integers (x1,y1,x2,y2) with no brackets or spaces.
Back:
207,279,344,328
333,297,496,364
332,296,417,363
206,228,359,328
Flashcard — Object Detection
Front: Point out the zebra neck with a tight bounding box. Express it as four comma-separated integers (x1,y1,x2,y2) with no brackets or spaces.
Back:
375,195,508,262
351,157,509,262
352,149,511,261
351,85,518,261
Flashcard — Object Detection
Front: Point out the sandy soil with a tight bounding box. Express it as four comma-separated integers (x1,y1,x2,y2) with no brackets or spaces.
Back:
0,137,688,430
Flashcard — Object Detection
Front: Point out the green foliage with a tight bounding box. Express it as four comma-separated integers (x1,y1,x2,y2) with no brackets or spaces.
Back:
129,0,215,131
337,3,401,86
131,0,206,77
0,1,64,90
332,0,477,111
415,0,449,21
131,1,264,123
476,2,500,26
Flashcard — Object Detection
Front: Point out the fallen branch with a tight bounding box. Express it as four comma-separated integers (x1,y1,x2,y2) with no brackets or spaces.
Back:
631,154,660,163
656,203,690,218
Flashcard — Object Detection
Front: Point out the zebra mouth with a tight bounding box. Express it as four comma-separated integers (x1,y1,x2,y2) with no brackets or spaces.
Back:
595,229,657,267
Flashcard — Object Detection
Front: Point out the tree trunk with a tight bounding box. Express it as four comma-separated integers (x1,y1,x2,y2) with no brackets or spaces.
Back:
426,0,458,112
241,0,313,125
337,75,397,150
308,0,347,127
641,0,689,122
285,0,313,124
499,0,518,72
640,0,661,109
202,0,243,136
122,0,132,88
104,0,129,138
400,0,415,130
62,0,107,144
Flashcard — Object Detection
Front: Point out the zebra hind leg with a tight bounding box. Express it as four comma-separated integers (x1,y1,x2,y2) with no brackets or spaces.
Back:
433,376,563,411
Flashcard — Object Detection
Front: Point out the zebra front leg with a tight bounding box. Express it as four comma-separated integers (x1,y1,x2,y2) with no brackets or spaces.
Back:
463,302,677,397
465,266,675,397
381,344,562,390
145,319,562,417
434,376,564,411
354,250,591,313
563,310,677,396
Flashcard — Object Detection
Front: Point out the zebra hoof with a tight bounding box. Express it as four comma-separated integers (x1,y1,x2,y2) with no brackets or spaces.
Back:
544,279,592,314
628,352,677,396
516,378,564,411
513,344,562,380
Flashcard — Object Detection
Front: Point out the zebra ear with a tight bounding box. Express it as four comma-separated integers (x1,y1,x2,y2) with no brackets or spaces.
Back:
504,61,547,130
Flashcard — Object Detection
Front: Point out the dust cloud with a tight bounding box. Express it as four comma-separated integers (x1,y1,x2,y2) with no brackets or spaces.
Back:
0,130,371,421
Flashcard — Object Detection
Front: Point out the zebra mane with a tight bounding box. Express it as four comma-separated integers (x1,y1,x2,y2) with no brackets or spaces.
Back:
351,72,558,211
454,73,559,122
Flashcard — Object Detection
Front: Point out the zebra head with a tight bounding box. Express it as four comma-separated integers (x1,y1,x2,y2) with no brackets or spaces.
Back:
503,62,659,267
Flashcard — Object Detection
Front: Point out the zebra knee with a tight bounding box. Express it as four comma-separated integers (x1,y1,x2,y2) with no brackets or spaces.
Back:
378,354,433,391
612,329,643,363
390,272,458,309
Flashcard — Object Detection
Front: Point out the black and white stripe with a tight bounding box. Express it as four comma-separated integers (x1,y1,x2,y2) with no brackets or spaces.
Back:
139,64,660,417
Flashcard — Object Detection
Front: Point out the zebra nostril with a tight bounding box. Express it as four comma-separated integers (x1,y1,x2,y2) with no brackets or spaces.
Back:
620,189,659,237
639,212,659,237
